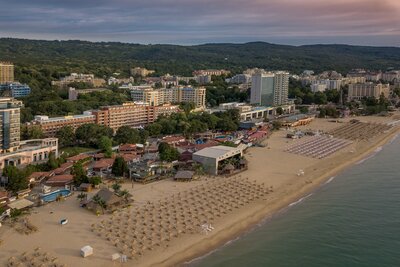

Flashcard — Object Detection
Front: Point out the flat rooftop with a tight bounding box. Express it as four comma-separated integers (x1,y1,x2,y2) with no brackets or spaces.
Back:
193,145,241,159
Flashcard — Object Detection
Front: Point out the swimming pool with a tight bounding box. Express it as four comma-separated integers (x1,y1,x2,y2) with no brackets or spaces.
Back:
41,189,71,202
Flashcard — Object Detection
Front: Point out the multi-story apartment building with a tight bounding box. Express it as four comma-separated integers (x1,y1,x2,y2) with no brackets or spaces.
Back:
193,69,230,76
91,103,180,132
348,83,390,101
0,62,14,83
382,70,399,82
250,71,289,106
310,79,342,91
130,67,155,77
52,73,106,88
0,98,22,153
130,86,206,108
27,112,96,137
131,88,160,106
68,87,111,100
227,74,252,85
0,82,31,97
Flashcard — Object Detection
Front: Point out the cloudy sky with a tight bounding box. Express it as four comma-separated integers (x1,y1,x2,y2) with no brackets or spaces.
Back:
0,0,399,46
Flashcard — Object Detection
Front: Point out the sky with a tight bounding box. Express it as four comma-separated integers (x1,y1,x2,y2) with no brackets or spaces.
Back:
0,0,399,46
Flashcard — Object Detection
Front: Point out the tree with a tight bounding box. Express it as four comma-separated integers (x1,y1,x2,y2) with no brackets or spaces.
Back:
158,143,179,162
276,107,283,115
98,136,113,158
179,102,196,114
71,162,88,186
21,125,44,140
111,156,128,177
56,126,75,148
89,176,102,186
76,124,113,148
145,123,162,136
114,126,141,145
91,194,106,214
111,182,122,193
272,121,282,130
3,165,29,193
47,151,59,169
299,106,309,114
139,129,149,144
77,192,87,201
118,189,131,202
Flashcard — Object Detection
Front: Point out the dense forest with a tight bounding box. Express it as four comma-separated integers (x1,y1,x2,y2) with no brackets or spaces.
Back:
1,38,400,77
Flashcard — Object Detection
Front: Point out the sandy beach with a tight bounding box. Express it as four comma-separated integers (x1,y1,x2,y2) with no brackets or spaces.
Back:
1,115,399,267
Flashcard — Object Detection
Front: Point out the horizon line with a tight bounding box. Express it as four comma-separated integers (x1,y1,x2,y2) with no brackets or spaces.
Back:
1,36,399,49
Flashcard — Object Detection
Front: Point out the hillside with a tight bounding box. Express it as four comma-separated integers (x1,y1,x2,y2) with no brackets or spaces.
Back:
1,38,400,77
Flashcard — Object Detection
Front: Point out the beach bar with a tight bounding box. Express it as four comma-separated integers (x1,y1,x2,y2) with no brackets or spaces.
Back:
192,145,243,175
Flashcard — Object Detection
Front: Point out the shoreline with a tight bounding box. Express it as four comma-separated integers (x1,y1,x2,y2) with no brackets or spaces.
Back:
157,127,400,267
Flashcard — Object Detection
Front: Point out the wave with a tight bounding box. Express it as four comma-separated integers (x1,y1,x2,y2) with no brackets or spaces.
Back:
184,237,241,265
325,176,336,185
288,193,313,207
356,146,383,165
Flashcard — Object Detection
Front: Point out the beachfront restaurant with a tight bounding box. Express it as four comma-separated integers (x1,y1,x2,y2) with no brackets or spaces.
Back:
192,145,244,175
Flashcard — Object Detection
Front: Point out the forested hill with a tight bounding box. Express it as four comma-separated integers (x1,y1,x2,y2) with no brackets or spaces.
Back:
1,38,400,76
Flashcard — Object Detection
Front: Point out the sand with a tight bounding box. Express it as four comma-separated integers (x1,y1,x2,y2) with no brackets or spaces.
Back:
1,115,399,267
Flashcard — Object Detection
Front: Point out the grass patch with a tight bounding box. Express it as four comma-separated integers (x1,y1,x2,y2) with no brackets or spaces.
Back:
60,146,96,157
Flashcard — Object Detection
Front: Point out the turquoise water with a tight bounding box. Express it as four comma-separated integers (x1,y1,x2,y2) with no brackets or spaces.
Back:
190,135,400,267
41,189,71,202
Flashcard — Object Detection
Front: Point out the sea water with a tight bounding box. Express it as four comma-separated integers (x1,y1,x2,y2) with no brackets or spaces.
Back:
190,135,400,267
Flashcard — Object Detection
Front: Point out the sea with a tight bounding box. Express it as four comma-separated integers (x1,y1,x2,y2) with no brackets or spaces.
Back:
188,134,400,267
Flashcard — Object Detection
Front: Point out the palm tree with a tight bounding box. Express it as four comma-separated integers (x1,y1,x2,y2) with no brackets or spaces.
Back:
118,189,132,203
111,182,121,193
77,192,87,202
92,195,106,214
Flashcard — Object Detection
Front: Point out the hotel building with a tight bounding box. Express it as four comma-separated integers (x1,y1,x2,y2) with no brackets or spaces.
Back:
0,62,14,83
0,98,23,153
130,67,155,77
28,112,96,137
348,83,390,101
193,69,230,76
91,103,180,132
130,86,206,108
0,82,31,98
250,71,289,106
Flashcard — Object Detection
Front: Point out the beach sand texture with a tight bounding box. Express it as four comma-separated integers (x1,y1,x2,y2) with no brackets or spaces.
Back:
1,115,399,267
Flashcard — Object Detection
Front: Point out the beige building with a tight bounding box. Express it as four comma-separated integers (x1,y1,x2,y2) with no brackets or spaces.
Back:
92,102,179,132
130,67,155,77
348,83,390,101
27,112,96,137
0,62,14,83
193,69,230,76
52,73,105,88
130,86,206,108
0,138,58,169
0,98,22,153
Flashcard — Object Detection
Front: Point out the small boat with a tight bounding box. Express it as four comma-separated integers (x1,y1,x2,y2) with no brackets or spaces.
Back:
60,219,68,225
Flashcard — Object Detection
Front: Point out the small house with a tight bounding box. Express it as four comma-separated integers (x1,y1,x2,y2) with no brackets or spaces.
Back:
45,174,74,187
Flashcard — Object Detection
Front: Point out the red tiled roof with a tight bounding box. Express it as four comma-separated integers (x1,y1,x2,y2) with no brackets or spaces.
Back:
0,191,9,199
46,174,74,184
53,162,73,175
93,158,115,170
194,140,220,151
162,136,186,144
119,144,137,151
120,153,140,162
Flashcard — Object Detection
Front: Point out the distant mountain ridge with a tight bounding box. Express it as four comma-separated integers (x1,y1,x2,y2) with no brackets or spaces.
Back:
0,38,399,76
